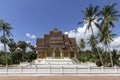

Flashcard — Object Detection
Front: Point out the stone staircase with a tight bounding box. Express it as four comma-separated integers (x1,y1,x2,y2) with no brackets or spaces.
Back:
34,58,79,65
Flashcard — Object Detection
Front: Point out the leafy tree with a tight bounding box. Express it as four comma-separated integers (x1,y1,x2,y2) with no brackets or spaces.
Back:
27,43,36,51
8,38,16,52
10,49,22,64
0,51,5,64
0,53,11,65
26,51,37,62
17,41,27,52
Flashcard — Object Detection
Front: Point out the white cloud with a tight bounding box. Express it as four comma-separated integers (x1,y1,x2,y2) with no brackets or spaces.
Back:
0,42,9,52
111,37,120,51
26,40,32,52
26,33,36,39
65,24,120,51
26,47,32,52
64,23,98,45
26,41,30,43
0,43,4,51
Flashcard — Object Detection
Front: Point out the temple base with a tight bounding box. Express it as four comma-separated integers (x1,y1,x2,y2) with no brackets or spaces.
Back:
34,58,79,65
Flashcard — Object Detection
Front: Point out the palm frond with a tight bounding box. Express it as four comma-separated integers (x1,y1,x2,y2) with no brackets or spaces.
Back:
109,22,114,27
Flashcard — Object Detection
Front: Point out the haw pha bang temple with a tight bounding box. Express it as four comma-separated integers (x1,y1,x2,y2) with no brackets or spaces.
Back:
36,28,77,59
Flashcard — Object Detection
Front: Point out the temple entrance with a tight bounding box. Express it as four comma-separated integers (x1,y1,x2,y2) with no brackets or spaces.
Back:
55,48,61,59
70,52,74,58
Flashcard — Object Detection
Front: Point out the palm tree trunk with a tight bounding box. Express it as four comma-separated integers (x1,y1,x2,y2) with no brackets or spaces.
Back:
105,45,108,55
96,48,104,66
4,43,8,67
90,28,103,67
104,45,107,51
3,31,8,67
91,26,94,35
107,43,114,67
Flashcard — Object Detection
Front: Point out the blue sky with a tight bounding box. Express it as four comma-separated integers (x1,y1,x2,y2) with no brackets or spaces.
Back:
0,0,120,49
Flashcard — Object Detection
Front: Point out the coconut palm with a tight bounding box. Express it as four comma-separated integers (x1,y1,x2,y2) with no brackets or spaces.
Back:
88,35,98,50
79,4,100,34
77,38,86,60
99,27,116,66
79,4,103,66
99,3,120,66
111,49,120,66
79,38,85,50
88,35,104,66
0,20,13,67
100,3,120,29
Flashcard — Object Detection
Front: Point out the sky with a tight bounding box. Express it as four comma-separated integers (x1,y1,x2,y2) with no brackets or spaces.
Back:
0,0,120,50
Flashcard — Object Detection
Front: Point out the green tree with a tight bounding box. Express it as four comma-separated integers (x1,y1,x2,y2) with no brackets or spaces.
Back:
0,20,13,67
111,49,120,66
79,4,100,34
100,3,120,29
8,38,16,52
99,3,120,66
99,27,116,66
88,35,98,50
10,49,22,64
26,51,37,62
80,4,103,66
17,41,27,52
27,43,36,51
79,38,86,49
0,51,5,64
0,52,11,65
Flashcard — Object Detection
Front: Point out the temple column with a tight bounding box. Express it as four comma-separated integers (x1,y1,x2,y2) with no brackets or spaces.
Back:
45,52,47,58
53,51,55,59
52,48,55,59
68,52,70,58
60,49,62,59
46,52,47,58
74,53,76,59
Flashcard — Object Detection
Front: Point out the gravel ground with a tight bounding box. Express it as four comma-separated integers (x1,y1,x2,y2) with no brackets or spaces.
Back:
0,76,120,80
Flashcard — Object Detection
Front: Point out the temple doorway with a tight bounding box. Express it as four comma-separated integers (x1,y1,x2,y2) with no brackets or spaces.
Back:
55,48,61,59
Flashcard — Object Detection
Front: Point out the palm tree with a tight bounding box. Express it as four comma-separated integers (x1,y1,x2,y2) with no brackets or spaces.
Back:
0,20,13,67
79,38,85,50
88,35,98,50
79,4,103,66
111,49,120,66
100,3,120,66
77,38,86,60
100,3,120,29
88,35,104,66
79,4,100,34
99,27,116,66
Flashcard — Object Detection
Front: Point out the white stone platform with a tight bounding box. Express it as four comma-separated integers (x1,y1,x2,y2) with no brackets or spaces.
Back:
34,58,77,65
